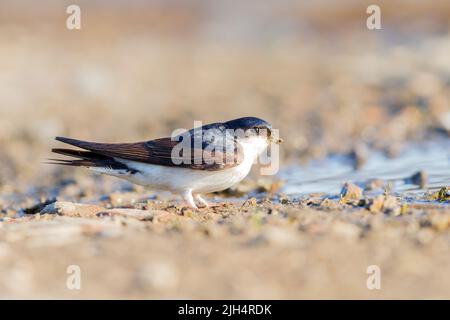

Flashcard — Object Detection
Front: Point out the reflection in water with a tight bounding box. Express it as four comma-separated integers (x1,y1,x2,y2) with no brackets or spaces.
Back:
280,140,450,197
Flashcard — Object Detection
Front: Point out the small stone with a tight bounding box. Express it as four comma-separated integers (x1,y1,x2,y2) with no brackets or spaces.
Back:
40,201,105,217
280,197,291,205
426,187,450,201
383,195,399,211
319,198,340,210
437,187,450,201
410,171,427,189
243,197,257,207
367,195,400,215
368,195,384,213
181,208,194,218
340,182,363,203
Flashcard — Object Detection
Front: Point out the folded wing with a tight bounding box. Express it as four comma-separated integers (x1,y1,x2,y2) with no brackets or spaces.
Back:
52,134,242,171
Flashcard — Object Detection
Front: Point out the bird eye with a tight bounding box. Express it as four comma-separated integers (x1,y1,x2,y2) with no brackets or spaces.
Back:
254,127,260,134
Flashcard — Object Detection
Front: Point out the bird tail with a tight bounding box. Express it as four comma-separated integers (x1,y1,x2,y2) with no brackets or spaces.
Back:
47,137,134,173
46,148,112,168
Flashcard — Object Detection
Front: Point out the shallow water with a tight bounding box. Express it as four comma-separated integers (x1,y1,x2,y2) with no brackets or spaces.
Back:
280,140,450,197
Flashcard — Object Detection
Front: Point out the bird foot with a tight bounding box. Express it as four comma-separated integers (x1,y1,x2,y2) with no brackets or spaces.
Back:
182,189,198,209
195,194,210,208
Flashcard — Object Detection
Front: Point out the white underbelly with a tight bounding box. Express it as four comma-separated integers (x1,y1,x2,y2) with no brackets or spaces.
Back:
90,139,266,194
102,156,254,194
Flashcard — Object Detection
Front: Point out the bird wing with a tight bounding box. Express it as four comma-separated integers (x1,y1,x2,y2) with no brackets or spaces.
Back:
54,133,243,171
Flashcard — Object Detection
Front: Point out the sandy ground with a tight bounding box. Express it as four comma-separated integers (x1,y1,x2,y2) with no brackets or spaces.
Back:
0,193,449,299
0,1,450,299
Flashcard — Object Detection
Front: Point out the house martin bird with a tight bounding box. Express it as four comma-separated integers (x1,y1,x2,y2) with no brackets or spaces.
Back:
50,117,282,208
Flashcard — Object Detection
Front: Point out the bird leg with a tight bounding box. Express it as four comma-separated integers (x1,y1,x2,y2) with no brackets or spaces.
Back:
195,194,210,208
182,189,198,209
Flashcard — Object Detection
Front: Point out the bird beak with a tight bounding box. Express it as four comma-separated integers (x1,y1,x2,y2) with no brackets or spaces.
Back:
270,136,283,144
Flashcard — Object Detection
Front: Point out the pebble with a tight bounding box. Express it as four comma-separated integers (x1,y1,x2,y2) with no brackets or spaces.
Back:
340,182,363,202
367,195,400,215
40,201,105,217
409,170,428,189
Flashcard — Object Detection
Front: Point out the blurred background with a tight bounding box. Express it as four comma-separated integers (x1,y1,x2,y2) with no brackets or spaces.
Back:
0,0,449,188
0,0,450,299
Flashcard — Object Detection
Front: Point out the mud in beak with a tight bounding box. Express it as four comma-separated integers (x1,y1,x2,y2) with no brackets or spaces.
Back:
270,136,283,144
